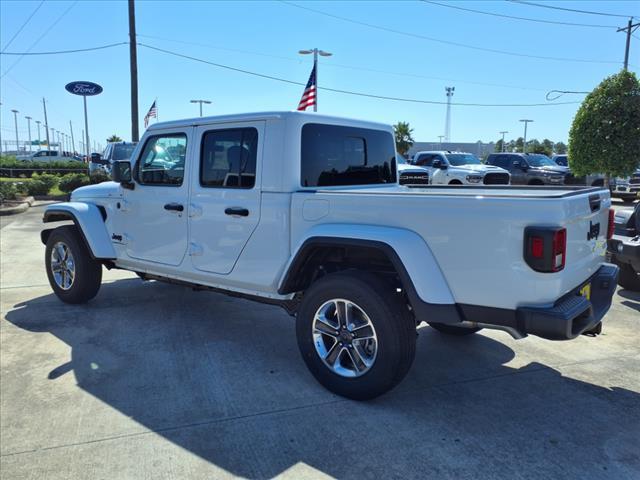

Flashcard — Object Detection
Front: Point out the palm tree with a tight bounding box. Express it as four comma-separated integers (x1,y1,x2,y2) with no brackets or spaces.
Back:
106,134,123,143
393,122,414,156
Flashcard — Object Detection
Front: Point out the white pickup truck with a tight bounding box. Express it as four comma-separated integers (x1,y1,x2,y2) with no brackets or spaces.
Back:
41,111,618,400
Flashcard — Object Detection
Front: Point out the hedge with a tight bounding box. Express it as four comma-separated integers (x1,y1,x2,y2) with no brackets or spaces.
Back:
0,156,88,178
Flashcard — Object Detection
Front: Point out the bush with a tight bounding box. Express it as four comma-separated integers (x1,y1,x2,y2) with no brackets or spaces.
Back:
59,173,91,193
0,157,88,178
27,173,59,196
90,169,111,184
0,182,18,202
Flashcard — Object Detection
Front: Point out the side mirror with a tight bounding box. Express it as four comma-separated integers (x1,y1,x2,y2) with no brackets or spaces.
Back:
433,159,447,169
112,160,134,189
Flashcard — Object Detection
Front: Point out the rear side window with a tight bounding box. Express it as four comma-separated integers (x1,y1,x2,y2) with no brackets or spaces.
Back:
200,128,258,188
301,123,396,187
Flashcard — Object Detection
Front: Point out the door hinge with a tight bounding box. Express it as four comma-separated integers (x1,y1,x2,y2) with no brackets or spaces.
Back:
189,242,203,256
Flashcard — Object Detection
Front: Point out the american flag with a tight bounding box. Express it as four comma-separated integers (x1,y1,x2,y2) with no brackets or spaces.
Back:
144,101,157,128
297,64,316,111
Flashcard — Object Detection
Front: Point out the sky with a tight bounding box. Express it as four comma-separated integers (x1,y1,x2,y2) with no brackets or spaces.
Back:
1,0,639,152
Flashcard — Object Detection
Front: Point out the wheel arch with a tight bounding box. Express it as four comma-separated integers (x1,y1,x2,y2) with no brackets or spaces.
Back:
279,226,461,324
42,202,115,260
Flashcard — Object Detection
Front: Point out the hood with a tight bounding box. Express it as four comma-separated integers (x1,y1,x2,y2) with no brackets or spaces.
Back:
71,181,122,200
398,163,429,174
452,164,508,174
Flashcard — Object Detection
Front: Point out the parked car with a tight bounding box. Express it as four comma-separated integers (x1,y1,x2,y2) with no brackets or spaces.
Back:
611,169,640,203
413,151,510,185
607,203,640,290
486,152,566,185
90,142,138,174
40,111,618,400
16,150,77,162
551,154,605,187
396,154,429,186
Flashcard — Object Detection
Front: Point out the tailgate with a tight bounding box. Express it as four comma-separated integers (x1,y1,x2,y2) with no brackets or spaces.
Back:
561,190,610,292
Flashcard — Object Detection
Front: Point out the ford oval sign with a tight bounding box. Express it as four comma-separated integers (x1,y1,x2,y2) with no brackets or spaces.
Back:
65,81,103,96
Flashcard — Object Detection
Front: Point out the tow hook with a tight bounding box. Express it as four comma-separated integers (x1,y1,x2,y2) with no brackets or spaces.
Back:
582,322,602,337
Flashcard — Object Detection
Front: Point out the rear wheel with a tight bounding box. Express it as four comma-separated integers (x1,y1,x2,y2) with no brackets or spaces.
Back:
428,323,482,336
528,179,544,186
296,271,416,400
45,225,102,304
618,263,640,291
449,179,463,185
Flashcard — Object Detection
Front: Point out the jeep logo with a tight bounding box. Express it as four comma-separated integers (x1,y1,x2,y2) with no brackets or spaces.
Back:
587,221,600,241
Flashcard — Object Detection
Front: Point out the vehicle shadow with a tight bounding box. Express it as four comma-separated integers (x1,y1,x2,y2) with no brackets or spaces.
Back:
4,279,640,479
617,288,640,313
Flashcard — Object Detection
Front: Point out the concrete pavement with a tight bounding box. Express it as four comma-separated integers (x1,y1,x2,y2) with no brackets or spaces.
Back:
1,202,639,479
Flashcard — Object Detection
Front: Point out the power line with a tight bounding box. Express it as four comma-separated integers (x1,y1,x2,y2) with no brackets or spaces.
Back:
421,0,617,28
139,33,550,92
0,42,128,55
1,0,46,52
1,1,78,78
280,1,621,64
545,90,589,101
509,1,636,19
139,43,580,107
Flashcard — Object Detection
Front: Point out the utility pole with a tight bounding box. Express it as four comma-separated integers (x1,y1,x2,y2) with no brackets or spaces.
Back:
69,121,75,153
35,120,41,148
500,130,509,152
129,0,139,141
444,86,455,142
190,99,212,117
0,102,3,155
42,98,50,149
11,109,19,153
25,116,32,152
519,120,533,154
299,48,332,112
618,18,639,70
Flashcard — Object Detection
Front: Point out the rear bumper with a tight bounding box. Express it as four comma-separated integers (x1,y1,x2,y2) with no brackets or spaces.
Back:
608,236,640,271
455,264,618,340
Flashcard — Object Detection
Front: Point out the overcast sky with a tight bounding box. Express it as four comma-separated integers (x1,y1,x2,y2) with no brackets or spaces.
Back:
1,0,638,151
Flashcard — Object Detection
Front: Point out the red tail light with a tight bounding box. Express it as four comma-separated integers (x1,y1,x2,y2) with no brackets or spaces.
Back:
524,227,567,273
607,208,615,239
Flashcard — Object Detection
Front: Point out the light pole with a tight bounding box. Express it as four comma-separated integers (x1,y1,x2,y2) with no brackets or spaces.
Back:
11,109,19,153
25,116,33,152
444,86,455,142
190,99,212,117
51,128,56,151
519,120,533,153
298,48,332,112
500,130,509,152
438,135,444,144
35,120,41,148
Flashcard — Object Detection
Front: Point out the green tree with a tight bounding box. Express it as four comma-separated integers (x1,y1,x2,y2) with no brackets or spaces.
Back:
106,134,123,143
495,138,504,152
514,137,524,153
568,70,640,178
393,121,414,156
554,141,567,154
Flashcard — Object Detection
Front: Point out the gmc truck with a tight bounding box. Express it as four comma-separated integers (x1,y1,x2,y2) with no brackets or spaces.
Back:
41,112,618,400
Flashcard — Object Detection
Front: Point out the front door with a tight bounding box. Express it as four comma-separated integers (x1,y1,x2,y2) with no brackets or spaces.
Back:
188,122,264,274
121,128,192,266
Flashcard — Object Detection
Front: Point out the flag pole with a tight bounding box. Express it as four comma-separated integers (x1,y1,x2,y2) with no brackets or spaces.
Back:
155,97,158,123
313,48,318,112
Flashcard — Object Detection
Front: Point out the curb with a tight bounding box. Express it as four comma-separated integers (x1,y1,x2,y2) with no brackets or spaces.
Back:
0,202,29,216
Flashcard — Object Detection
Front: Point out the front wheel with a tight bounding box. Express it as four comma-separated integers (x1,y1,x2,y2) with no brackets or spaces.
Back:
618,263,640,291
296,271,416,400
45,225,102,304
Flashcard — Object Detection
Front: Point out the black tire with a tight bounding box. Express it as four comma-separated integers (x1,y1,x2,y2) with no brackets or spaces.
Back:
528,179,544,186
449,180,463,185
618,263,640,291
428,323,482,336
621,196,637,204
296,271,416,400
45,225,102,304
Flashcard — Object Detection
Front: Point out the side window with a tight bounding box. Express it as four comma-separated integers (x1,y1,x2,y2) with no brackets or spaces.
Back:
301,123,395,187
137,133,187,186
415,154,434,167
200,128,258,188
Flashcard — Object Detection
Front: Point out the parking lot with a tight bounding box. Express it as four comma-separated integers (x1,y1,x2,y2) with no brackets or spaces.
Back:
1,202,639,479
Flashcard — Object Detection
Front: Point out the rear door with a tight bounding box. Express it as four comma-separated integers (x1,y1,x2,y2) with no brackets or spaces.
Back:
189,121,263,274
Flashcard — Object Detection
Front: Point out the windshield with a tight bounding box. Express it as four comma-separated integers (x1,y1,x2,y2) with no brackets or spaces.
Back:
526,154,557,168
112,143,137,161
446,153,481,166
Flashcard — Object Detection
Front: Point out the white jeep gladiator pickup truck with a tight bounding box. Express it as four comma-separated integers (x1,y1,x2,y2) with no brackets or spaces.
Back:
41,111,618,400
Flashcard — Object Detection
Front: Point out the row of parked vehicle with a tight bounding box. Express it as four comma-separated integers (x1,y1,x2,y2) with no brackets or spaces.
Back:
397,150,611,188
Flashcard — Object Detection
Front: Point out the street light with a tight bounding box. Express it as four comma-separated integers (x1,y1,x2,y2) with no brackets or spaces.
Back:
298,48,332,112
35,120,41,148
499,130,509,152
25,116,33,152
519,120,533,153
11,109,19,153
438,135,444,144
50,128,56,151
190,99,212,117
